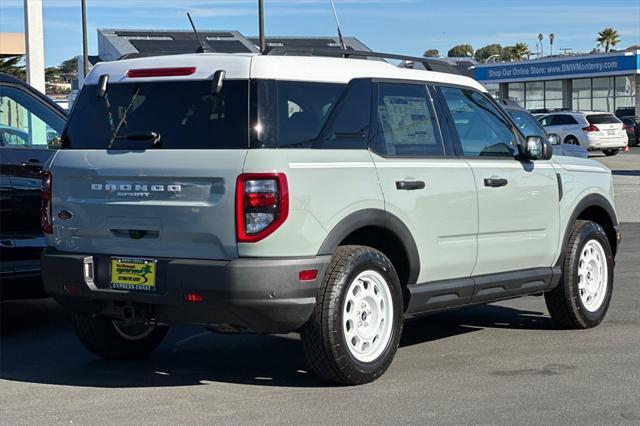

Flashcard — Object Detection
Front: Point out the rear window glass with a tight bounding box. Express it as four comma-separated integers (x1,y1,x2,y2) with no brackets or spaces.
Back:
62,80,249,149
587,114,621,125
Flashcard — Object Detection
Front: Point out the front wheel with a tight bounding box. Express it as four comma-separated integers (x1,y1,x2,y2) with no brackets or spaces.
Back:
301,245,403,385
72,314,169,360
545,220,614,329
603,149,620,156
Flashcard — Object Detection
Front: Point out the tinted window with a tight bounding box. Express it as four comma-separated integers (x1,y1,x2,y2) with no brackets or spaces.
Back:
315,79,371,149
440,87,517,157
252,81,345,148
587,114,621,125
508,110,545,138
552,115,577,125
63,80,249,149
371,83,443,157
0,86,64,149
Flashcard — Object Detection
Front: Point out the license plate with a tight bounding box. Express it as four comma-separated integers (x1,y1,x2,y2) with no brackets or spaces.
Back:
607,129,615,136
110,257,156,291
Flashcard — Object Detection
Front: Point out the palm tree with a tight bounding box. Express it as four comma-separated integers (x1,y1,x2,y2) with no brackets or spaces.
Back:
549,33,555,56
597,28,620,52
538,33,544,56
513,42,531,60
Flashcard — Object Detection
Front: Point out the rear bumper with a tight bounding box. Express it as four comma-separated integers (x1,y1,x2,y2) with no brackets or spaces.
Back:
42,249,330,333
584,134,628,150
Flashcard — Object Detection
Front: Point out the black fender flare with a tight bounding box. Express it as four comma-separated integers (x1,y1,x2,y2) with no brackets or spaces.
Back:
317,209,420,285
557,193,619,266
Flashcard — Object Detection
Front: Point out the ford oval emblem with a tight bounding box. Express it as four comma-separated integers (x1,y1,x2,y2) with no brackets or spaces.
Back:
58,210,73,220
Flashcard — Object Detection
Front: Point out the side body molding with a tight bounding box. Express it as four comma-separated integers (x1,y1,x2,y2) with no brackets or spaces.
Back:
317,209,421,286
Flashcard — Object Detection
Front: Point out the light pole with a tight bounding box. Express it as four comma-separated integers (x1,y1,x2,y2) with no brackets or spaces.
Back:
81,0,89,78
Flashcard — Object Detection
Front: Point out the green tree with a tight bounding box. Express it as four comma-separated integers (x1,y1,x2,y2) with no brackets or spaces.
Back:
422,49,439,57
59,57,77,74
474,44,503,62
627,44,640,51
596,27,620,52
512,42,531,60
0,55,25,79
447,44,473,57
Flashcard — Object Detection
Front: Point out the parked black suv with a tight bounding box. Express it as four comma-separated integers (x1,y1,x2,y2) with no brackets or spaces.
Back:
0,73,67,299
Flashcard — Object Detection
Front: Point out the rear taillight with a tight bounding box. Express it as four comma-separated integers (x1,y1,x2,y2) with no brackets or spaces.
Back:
582,124,600,132
235,173,289,243
40,171,52,234
622,124,633,131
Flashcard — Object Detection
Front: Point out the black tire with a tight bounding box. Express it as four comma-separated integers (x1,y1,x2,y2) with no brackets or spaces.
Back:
602,149,619,156
630,137,639,148
300,245,404,385
565,136,579,145
545,220,614,329
72,314,169,360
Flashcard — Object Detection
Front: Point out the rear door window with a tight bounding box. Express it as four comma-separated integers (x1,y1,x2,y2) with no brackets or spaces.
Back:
371,82,444,157
62,80,249,149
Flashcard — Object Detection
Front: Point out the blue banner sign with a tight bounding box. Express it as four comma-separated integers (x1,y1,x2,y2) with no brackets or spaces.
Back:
475,52,639,82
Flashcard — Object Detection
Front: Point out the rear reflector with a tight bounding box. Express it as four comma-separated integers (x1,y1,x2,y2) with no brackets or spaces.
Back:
184,293,204,303
299,270,319,282
127,67,196,78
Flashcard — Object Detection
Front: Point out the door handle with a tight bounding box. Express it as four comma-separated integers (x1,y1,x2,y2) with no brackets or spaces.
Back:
20,159,41,169
396,180,425,190
484,177,508,188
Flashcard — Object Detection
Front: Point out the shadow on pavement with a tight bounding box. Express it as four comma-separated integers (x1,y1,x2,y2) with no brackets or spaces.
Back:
1,298,553,389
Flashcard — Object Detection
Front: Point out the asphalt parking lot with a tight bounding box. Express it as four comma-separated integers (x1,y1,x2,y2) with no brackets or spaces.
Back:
1,148,639,425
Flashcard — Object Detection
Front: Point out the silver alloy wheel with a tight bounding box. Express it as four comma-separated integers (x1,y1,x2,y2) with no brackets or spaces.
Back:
112,321,156,341
577,239,608,312
342,270,394,363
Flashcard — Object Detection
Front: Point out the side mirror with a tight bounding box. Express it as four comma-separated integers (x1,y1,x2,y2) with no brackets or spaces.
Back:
548,133,560,145
524,135,552,160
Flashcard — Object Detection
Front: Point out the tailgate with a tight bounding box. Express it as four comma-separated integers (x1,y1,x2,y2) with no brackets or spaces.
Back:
50,150,246,260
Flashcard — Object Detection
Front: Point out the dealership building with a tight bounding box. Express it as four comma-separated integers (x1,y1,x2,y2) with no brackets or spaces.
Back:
474,50,640,116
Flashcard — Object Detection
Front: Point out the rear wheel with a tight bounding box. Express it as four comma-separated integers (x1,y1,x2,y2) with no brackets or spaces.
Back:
300,245,403,385
545,220,614,329
72,314,168,360
603,149,619,156
565,136,579,145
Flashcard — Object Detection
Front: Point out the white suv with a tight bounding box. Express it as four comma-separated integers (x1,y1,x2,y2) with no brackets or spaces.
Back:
539,111,627,156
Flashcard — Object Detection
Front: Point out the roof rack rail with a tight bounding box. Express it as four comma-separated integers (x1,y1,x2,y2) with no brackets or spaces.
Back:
263,46,461,75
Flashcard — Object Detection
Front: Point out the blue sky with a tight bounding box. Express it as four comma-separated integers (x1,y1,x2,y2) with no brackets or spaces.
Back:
1,0,639,67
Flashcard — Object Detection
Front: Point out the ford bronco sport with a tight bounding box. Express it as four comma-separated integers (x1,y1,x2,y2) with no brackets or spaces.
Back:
42,50,619,385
